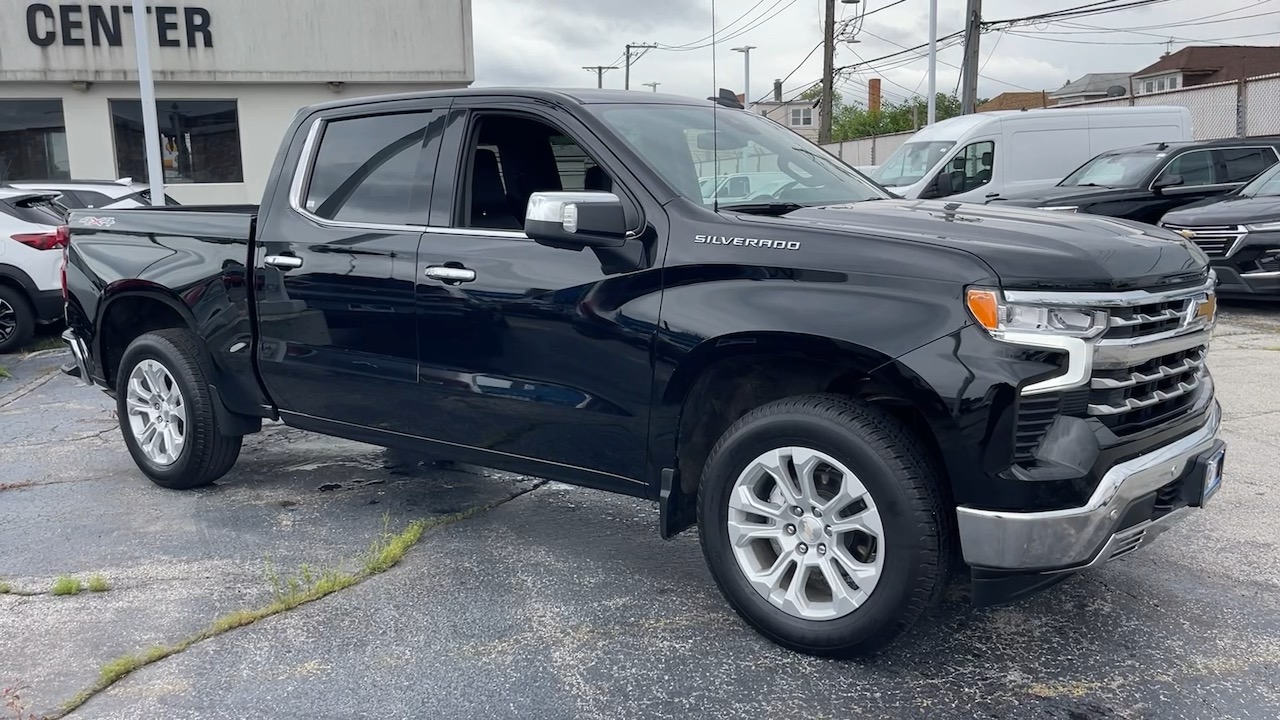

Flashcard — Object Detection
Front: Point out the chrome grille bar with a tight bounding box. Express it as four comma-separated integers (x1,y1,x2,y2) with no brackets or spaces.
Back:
1088,374,1202,416
1090,351,1206,389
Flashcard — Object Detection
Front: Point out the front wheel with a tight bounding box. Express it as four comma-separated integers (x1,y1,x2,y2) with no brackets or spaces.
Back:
697,394,953,656
116,329,242,489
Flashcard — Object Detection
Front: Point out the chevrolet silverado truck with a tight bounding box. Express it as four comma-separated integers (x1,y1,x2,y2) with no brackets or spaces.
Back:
62,89,1225,656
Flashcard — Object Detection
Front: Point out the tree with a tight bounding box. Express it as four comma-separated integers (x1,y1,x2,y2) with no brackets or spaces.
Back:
829,93,973,142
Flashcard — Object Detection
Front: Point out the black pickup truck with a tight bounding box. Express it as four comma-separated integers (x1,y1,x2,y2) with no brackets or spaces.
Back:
62,88,1225,656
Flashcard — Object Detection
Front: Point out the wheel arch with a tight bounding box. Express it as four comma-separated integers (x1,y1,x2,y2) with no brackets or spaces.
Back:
95,282,198,385
654,331,954,538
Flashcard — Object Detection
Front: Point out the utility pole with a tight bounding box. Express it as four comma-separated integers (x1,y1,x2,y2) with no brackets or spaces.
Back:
927,0,937,124
624,43,657,90
582,65,618,89
131,0,164,206
960,0,982,115
642,82,661,92
819,0,835,143
731,46,756,105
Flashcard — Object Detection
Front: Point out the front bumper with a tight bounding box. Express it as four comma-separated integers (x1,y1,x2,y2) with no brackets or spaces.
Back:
957,401,1222,572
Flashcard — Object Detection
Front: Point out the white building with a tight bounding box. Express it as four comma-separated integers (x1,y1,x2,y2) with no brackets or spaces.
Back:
0,0,473,204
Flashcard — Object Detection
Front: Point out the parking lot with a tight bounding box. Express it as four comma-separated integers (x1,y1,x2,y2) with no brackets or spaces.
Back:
1,306,1278,720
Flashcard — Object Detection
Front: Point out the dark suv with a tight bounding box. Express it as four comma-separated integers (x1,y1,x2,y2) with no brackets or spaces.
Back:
993,137,1280,224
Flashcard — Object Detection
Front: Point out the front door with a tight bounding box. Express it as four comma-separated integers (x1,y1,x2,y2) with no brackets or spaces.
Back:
412,108,658,489
255,102,448,432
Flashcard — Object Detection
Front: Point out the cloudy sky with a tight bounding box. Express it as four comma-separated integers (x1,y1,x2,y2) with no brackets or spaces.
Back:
472,0,1280,104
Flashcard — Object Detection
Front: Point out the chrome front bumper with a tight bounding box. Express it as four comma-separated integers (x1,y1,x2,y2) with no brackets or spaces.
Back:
957,402,1223,572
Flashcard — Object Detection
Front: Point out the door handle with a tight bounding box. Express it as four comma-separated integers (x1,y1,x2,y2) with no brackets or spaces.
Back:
424,265,476,283
264,255,303,269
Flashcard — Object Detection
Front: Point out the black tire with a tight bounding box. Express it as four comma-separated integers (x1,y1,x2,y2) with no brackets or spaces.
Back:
115,329,243,489
697,394,953,657
0,285,34,355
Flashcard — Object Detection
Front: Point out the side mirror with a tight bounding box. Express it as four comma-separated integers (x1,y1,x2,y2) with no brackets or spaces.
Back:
1153,173,1184,192
921,171,953,199
524,192,627,250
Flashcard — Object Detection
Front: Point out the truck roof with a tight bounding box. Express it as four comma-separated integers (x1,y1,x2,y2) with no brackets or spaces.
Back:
305,87,711,114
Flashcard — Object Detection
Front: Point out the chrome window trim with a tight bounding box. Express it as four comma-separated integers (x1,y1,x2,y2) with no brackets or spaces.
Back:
1147,145,1279,192
1004,276,1215,307
286,116,531,239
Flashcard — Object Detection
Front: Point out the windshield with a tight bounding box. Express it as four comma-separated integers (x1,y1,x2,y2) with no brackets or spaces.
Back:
1240,163,1280,197
1059,151,1164,188
591,104,886,209
871,141,955,187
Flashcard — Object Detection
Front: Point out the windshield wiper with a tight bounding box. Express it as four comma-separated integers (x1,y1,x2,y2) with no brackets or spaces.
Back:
1070,183,1114,188
717,201,809,216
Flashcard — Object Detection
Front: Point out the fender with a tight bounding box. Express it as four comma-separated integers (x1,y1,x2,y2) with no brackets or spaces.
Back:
0,263,40,295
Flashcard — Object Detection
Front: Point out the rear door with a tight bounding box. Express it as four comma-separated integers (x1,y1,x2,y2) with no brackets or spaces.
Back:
255,100,449,432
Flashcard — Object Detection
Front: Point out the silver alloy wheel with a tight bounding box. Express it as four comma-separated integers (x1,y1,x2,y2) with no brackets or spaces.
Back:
125,359,187,466
727,447,885,620
0,298,15,343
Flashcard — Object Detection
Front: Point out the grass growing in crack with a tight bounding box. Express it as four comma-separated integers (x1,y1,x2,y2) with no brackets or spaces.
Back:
51,577,82,596
87,575,110,592
0,581,10,594
0,366,10,379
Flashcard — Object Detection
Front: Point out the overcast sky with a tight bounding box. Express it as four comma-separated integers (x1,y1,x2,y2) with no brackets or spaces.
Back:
472,0,1280,104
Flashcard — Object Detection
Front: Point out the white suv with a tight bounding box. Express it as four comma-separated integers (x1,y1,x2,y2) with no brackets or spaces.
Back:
0,189,68,353
4,178,178,210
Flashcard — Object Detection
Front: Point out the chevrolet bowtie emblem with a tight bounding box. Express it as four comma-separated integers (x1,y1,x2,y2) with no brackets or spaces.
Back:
1178,229,1196,240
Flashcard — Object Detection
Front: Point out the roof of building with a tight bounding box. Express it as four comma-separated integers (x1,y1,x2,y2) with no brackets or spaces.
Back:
1050,73,1133,98
977,91,1053,112
1132,45,1280,82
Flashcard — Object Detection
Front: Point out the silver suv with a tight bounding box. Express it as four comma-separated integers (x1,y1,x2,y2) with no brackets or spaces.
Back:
3,179,179,209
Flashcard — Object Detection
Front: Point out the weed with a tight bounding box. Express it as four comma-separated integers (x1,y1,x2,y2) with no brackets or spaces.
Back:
0,366,10,379
51,577,82,596
0,581,9,594
3,685,39,720
87,575,110,592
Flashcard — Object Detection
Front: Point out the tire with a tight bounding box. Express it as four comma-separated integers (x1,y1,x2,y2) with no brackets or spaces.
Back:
115,329,243,489
697,394,953,657
0,286,34,355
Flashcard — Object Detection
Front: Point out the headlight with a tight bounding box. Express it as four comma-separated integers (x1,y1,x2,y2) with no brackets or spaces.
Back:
966,287,1108,339
1039,206,1079,213
1244,221,1280,232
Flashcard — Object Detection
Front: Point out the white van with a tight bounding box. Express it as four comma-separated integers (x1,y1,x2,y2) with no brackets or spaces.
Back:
870,106,1193,202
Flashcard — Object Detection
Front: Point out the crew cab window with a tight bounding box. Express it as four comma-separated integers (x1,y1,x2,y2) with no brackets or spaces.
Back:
1156,150,1214,188
463,115,614,231
303,111,440,225
1218,147,1278,184
938,140,994,196
72,191,112,208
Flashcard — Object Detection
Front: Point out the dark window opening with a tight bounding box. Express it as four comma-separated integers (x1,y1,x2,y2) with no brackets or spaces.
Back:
111,99,244,184
0,100,70,181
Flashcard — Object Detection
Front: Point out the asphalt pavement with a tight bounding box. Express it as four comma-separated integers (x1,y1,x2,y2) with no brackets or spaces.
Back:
1,307,1277,720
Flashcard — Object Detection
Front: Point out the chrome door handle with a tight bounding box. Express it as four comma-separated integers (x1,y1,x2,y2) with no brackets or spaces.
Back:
264,255,303,269
424,265,476,283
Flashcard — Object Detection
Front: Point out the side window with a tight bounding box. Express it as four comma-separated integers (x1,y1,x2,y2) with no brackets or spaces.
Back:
718,176,750,198
1218,147,1278,184
303,111,439,225
940,140,995,195
1157,150,1214,188
73,191,113,208
464,115,615,230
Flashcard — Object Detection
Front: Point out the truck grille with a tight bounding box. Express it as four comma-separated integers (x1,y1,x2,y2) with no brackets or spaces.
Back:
1160,223,1246,258
1008,276,1216,446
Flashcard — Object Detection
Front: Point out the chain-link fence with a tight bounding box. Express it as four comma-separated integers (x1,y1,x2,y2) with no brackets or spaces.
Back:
1067,73,1280,140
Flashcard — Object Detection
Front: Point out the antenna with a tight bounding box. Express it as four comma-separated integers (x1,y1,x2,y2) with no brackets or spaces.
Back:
711,0,719,213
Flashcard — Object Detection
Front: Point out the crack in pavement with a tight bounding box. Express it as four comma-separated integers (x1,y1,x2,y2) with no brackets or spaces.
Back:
52,480,550,719
0,369,61,409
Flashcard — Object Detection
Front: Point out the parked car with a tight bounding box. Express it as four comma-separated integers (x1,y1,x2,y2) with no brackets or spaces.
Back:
697,172,793,203
1161,161,1280,298
4,178,180,210
0,189,68,353
870,106,1192,202
993,137,1280,224
63,88,1223,657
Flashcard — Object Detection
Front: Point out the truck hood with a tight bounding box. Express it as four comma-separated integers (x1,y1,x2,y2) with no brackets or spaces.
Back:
1162,194,1280,227
779,199,1208,291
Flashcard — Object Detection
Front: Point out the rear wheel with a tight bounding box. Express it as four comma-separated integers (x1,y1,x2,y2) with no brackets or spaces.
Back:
698,394,952,656
0,286,34,354
116,329,242,489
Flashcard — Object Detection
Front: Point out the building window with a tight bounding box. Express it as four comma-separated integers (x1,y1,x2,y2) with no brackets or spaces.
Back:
790,107,813,127
1156,79,1166,91
1169,76,1178,90
1144,81,1155,94
111,100,244,184
0,100,69,181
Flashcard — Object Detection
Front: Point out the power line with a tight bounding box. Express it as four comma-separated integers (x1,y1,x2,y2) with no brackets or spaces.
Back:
656,0,773,51
659,0,798,51
1043,3,1280,34
1006,28,1280,45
